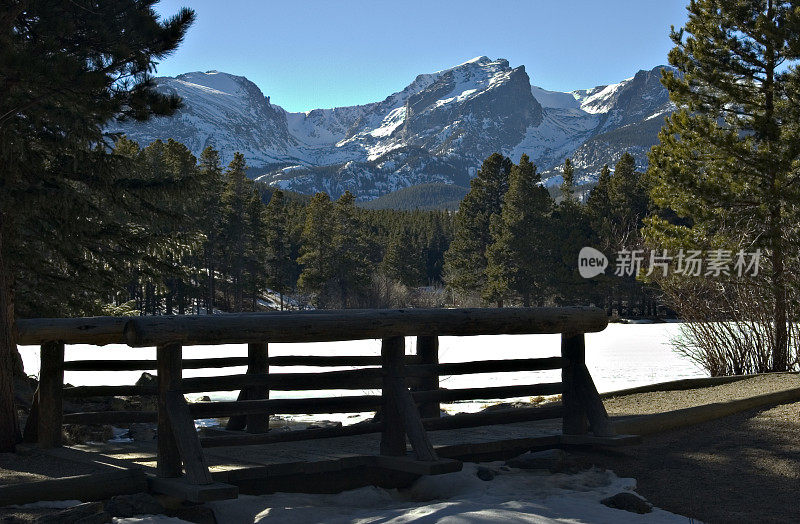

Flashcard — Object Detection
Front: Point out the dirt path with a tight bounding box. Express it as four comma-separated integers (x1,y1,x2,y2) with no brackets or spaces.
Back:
572,376,800,523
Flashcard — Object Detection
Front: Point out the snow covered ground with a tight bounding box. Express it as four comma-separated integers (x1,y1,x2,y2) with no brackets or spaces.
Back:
19,323,704,426
30,464,690,523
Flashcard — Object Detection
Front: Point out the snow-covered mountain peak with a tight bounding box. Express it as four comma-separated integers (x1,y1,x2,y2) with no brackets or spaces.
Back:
111,60,676,201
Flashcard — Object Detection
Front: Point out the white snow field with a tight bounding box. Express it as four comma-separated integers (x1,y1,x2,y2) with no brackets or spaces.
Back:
19,323,704,426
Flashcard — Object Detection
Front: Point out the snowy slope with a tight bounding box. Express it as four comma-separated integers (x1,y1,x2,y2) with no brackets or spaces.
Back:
110,60,675,200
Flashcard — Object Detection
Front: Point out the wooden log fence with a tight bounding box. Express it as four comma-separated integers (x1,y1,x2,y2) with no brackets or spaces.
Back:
19,307,614,487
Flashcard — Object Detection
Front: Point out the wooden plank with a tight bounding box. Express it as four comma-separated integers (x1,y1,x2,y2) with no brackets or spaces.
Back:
63,411,157,424
200,405,564,448
560,433,641,446
201,421,384,448
63,385,156,398
415,335,439,418
180,367,385,393
407,356,564,377
165,391,212,485
574,362,615,437
0,469,147,506
147,476,238,503
190,395,383,418
561,334,588,435
124,307,609,346
157,342,182,478
38,341,64,448
380,336,406,457
62,355,418,371
411,383,562,403
373,456,462,475
422,405,563,431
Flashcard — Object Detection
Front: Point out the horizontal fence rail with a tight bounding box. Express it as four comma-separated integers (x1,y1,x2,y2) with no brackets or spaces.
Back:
17,307,607,346
19,307,614,489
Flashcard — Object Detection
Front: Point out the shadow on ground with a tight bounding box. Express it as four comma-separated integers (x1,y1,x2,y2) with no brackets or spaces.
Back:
572,402,800,523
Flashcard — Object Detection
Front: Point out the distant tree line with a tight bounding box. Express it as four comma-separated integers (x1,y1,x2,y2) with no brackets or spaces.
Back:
443,152,656,315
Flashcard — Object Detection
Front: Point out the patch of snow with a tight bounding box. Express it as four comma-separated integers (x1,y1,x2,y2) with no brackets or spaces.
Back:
208,463,689,523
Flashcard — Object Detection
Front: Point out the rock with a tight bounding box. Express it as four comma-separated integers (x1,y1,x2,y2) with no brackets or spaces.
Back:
601,492,653,514
105,493,165,518
33,501,111,523
127,423,156,442
135,372,156,387
505,449,570,472
476,466,496,481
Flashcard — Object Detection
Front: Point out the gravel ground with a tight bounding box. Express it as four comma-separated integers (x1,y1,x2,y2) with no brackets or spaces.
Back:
573,375,800,523
0,450,102,486
603,373,800,415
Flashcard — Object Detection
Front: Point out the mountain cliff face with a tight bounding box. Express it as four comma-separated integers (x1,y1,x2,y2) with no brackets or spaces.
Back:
108,58,675,199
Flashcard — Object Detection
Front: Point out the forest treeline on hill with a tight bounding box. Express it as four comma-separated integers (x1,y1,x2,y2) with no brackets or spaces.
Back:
13,135,657,317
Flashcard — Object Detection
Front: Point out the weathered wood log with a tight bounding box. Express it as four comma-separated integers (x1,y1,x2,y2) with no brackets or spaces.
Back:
561,334,588,435
38,341,64,448
224,343,270,432
62,355,418,371
415,336,440,418
124,307,608,346
406,356,565,377
383,336,437,461
380,337,406,456
179,368,386,393
574,362,615,436
22,390,39,443
63,385,156,398
165,391,212,485
16,317,131,346
199,405,564,448
157,342,182,478
62,411,157,424
423,404,563,430
411,383,562,403
0,468,147,506
189,395,384,418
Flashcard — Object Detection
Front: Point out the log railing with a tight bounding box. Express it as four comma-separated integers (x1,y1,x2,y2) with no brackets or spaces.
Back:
18,307,612,486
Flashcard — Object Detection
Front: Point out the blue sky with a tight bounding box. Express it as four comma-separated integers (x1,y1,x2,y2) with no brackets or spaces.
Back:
153,1,688,112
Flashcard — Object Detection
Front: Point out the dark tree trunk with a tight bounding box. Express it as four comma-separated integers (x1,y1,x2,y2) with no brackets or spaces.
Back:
0,215,21,451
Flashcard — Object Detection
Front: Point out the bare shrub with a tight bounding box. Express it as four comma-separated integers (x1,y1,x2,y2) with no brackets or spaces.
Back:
664,275,800,376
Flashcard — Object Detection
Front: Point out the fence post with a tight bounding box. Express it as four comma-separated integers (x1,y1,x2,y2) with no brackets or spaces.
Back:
157,342,182,478
38,341,64,448
380,336,406,456
561,334,588,435
415,336,440,418
246,342,269,434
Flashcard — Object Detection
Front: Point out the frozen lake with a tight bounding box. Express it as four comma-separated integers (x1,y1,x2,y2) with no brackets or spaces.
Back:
19,322,704,423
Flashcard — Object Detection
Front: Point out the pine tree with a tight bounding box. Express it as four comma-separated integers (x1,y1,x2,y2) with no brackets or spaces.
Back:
331,191,373,307
644,0,800,369
485,155,555,306
219,153,251,312
198,147,224,313
560,158,576,202
0,1,194,450
264,190,294,309
444,153,512,298
382,227,425,287
297,193,337,307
